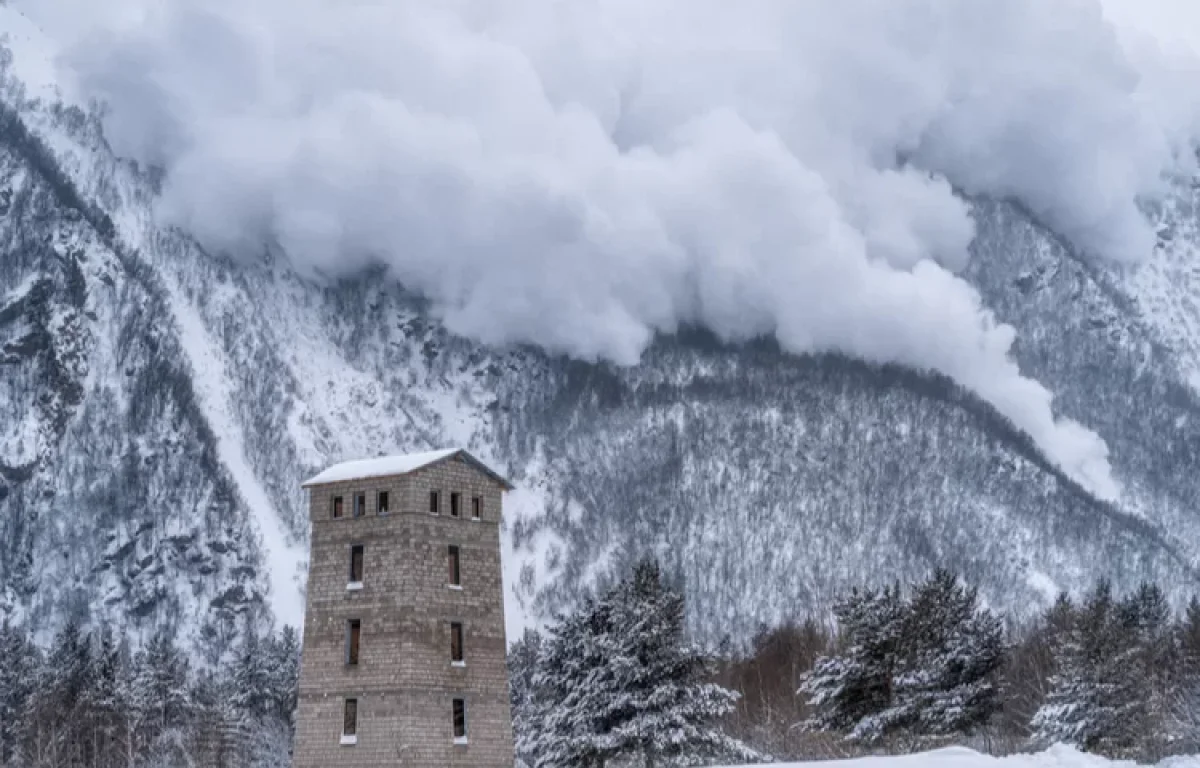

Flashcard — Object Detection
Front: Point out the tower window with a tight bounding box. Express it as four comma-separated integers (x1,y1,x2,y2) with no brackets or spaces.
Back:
377,490,389,515
429,490,440,514
353,493,366,517
349,545,364,585
448,545,461,587
471,497,481,519
450,492,461,517
452,698,467,743
450,622,464,664
346,619,361,666
342,698,358,743
331,496,344,519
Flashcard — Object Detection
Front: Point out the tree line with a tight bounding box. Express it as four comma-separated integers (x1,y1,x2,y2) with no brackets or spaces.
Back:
0,618,298,768
4,564,1200,767
709,571,1200,763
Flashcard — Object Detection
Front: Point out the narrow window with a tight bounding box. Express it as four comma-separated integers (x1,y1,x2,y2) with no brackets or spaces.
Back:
354,493,366,518
429,490,440,514
448,545,461,587
450,622,464,664
471,497,481,520
452,698,467,742
331,496,344,519
450,492,461,518
346,619,361,666
343,698,358,739
349,545,364,585
377,490,389,515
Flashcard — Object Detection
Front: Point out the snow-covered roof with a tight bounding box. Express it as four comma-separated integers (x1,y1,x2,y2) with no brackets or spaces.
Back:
301,448,513,489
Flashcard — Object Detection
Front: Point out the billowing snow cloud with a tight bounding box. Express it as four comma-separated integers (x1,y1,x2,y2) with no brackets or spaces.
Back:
21,0,1200,497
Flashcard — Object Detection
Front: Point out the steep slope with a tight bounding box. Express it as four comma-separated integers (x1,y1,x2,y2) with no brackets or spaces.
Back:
2,23,1200,652
0,98,269,652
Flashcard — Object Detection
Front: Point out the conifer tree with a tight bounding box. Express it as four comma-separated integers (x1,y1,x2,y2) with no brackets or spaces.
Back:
267,625,301,730
801,571,1003,747
508,628,544,768
0,620,38,766
799,584,905,741
892,569,1003,742
81,627,129,768
526,560,757,768
1032,580,1139,755
525,596,613,768
595,560,761,767
129,627,193,764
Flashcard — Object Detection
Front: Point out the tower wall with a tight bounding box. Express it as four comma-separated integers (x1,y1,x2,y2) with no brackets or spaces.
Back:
293,455,514,768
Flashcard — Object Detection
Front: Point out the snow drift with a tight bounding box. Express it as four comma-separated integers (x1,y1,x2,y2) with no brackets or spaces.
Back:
19,0,1200,495
717,745,1200,768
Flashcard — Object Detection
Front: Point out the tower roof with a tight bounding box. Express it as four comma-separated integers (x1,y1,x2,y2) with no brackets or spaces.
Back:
301,448,514,490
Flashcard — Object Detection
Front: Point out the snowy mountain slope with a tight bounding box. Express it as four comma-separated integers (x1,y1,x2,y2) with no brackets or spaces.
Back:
3,8,1200,652
0,97,269,649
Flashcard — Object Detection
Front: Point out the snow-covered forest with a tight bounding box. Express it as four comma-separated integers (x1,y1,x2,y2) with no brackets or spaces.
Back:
3,562,1200,767
0,563,1198,768
0,620,298,768
506,566,1198,767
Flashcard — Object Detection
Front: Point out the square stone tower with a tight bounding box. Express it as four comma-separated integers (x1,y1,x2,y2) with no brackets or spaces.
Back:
293,449,515,767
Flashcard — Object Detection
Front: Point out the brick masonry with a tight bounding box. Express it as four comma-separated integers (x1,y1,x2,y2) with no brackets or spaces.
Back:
293,453,515,768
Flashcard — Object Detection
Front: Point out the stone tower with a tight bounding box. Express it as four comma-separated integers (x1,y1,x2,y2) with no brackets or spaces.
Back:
293,449,515,767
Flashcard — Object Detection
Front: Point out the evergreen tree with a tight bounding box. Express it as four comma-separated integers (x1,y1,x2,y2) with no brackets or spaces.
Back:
526,560,756,767
801,571,1003,747
508,628,544,768
799,584,905,741
267,625,301,730
0,620,38,766
23,619,92,767
1117,582,1175,758
190,668,245,768
1172,596,1200,752
129,627,193,764
81,627,129,768
1031,580,1139,756
890,569,1004,742
231,623,271,723
594,560,761,767
525,595,613,768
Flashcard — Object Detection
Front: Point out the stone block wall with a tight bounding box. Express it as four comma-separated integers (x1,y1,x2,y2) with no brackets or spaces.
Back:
293,454,514,768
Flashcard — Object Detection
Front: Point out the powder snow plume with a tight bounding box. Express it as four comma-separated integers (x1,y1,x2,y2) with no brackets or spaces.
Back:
21,0,1200,498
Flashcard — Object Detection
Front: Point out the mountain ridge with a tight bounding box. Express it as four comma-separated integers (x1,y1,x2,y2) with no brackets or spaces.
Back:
2,27,1200,654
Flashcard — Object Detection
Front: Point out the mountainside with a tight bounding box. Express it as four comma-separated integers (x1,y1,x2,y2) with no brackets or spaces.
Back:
3,22,1200,654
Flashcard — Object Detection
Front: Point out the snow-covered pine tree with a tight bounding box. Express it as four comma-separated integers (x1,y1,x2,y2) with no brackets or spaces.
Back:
129,628,193,765
22,619,91,767
799,584,905,742
891,569,1003,743
1117,582,1175,759
801,571,1003,748
1172,596,1200,752
80,627,130,768
190,668,245,768
594,559,761,767
266,625,300,731
524,596,614,768
231,622,272,723
508,627,544,768
0,620,38,766
1031,580,1140,756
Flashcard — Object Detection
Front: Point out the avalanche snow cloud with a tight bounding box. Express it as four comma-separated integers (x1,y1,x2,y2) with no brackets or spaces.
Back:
22,0,1200,497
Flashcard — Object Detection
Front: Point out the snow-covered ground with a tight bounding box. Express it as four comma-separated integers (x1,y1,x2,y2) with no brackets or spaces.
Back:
719,746,1200,768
